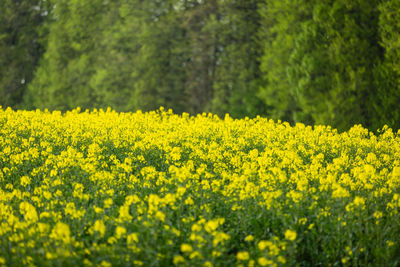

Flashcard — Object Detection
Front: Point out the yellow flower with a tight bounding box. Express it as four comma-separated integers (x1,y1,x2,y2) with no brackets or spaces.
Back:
258,240,273,251
277,256,286,264
205,218,225,233
115,226,127,239
37,223,50,234
213,232,230,247
172,228,181,236
258,257,272,266
185,197,194,205
50,222,71,244
173,255,185,265
244,235,254,242
93,205,104,214
298,218,307,225
40,212,51,219
19,202,38,222
181,243,193,253
236,251,249,261
189,251,201,259
191,224,202,232
93,220,106,238
83,259,93,266
353,196,365,207
99,260,112,267
373,211,383,219
133,260,143,266
212,250,221,257
118,205,133,222
393,166,400,178
65,202,83,219
3,106,400,266
155,211,166,222
20,176,31,187
104,198,113,209
386,240,394,247
284,229,297,241
127,233,139,245
107,237,117,245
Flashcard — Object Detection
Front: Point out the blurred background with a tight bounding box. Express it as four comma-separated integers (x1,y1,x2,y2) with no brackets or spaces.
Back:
1,0,399,131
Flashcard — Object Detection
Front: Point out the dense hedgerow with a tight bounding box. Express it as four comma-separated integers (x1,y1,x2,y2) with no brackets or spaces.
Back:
0,107,400,266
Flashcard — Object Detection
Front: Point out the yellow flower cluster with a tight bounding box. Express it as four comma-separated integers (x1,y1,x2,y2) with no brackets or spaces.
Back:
0,107,399,266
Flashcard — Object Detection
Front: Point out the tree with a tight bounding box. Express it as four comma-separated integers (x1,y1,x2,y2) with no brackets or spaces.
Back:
210,0,266,118
127,0,189,113
257,0,307,124
258,0,391,131
0,0,51,109
27,0,108,110
28,0,190,113
372,0,400,130
291,0,383,130
179,0,219,114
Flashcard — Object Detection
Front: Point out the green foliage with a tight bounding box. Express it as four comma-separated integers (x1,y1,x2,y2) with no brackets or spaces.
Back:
27,0,107,110
126,0,189,113
257,0,307,124
209,0,266,118
0,0,50,109
290,0,383,131
258,0,400,131
372,0,400,130
26,0,265,117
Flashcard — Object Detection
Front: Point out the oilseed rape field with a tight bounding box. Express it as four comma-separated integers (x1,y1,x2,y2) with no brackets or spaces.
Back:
1,107,400,267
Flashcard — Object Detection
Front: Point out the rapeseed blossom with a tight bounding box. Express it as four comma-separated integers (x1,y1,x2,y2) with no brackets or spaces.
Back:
93,220,106,237
284,230,297,241
245,235,254,242
115,226,127,239
236,251,250,261
50,222,71,244
0,107,399,265
180,244,193,253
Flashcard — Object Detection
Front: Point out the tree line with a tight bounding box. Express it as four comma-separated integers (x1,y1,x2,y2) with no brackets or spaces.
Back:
1,0,400,131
